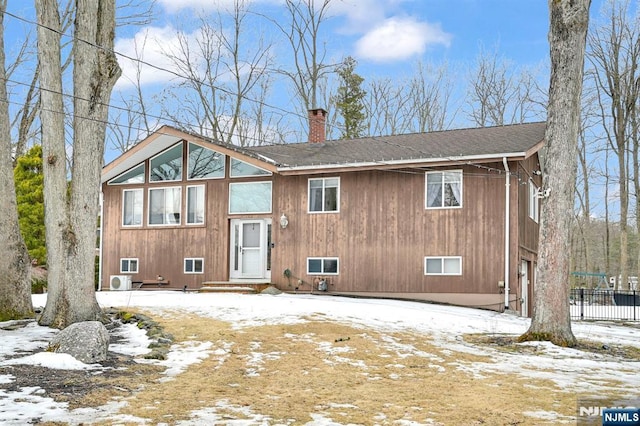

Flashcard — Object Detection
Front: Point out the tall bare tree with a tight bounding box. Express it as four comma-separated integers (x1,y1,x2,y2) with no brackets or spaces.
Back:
408,62,455,133
467,45,546,127
271,0,335,136
519,0,591,347
37,0,121,328
0,0,33,321
160,1,277,146
362,62,456,137
588,0,640,289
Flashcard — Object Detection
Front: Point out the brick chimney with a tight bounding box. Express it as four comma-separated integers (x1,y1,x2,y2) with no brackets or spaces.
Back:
308,108,327,143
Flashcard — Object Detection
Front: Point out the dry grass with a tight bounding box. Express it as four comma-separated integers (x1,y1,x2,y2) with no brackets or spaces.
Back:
69,310,591,425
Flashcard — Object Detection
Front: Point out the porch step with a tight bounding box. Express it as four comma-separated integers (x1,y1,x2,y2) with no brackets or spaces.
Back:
199,281,272,294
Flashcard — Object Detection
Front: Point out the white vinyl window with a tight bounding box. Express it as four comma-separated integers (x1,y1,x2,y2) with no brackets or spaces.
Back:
426,170,462,209
122,189,143,227
308,177,339,212
188,142,225,180
150,143,183,182
229,182,272,214
307,257,339,275
186,185,205,225
109,163,145,185
120,258,139,273
424,256,462,276
184,258,204,274
529,181,539,222
148,187,182,225
230,158,272,177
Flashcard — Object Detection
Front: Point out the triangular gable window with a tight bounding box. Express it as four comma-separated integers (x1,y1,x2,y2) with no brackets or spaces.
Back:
150,142,183,182
230,158,271,177
188,142,225,180
108,163,145,185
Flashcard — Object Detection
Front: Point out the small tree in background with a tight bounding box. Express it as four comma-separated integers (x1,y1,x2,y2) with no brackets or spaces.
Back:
335,56,366,139
14,145,45,265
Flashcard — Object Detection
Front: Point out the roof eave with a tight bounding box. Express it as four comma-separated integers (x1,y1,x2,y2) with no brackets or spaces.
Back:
276,152,529,175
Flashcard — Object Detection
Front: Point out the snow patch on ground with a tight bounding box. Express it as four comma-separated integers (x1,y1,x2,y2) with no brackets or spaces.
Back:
0,292,637,425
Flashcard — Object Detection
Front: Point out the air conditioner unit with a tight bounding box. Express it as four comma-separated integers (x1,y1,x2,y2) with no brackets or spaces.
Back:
110,275,132,291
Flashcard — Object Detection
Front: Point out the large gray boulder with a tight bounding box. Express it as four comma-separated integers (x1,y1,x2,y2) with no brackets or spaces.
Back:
50,321,110,363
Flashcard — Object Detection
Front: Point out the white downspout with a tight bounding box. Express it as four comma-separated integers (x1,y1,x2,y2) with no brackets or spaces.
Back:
502,157,510,311
97,191,104,292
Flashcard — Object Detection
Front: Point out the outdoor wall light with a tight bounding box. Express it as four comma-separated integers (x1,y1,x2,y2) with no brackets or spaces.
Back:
280,213,289,229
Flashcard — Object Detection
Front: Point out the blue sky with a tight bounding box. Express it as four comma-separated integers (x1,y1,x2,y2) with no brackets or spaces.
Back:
111,0,552,89
3,0,607,162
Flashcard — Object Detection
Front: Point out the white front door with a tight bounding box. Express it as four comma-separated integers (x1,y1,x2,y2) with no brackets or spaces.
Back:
230,219,271,280
521,260,529,317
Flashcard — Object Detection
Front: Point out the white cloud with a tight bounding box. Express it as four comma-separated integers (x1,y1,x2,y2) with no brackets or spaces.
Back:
114,26,197,89
328,0,388,33
355,16,452,62
156,0,238,14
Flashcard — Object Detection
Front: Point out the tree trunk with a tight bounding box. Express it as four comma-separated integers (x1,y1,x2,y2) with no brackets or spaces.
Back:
0,0,33,321
519,0,591,347
37,0,120,328
37,0,72,327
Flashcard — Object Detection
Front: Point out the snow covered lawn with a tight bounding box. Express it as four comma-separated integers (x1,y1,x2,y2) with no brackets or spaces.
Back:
1,291,639,425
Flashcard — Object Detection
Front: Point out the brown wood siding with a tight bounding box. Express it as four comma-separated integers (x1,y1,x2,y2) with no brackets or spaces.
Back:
101,141,537,313
101,141,272,290
270,165,509,298
517,154,542,256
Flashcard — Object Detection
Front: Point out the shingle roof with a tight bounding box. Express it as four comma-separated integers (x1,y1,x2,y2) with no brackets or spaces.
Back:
247,122,546,169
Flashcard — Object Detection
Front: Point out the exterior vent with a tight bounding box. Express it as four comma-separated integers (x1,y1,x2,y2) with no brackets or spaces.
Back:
109,275,132,291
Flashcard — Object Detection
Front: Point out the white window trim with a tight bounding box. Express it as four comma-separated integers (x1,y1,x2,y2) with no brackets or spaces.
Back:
149,142,183,183
121,188,143,227
307,257,340,275
184,258,204,274
120,258,139,274
424,256,462,276
187,142,226,181
308,177,340,213
528,180,539,223
108,163,145,185
229,158,273,178
228,181,273,214
425,170,463,210
148,186,182,227
186,184,205,225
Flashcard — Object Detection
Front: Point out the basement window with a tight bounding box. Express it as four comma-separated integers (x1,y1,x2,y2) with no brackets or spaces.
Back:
424,256,462,276
184,258,204,274
120,258,139,274
307,257,339,275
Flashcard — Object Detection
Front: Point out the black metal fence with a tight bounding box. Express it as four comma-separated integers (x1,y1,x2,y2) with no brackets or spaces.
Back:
570,288,640,321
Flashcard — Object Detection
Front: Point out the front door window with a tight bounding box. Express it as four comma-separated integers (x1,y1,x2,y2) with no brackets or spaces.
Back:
230,219,271,280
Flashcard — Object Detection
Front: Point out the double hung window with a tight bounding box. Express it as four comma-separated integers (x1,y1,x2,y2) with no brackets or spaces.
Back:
309,178,339,212
149,187,182,225
122,189,143,226
426,171,462,209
